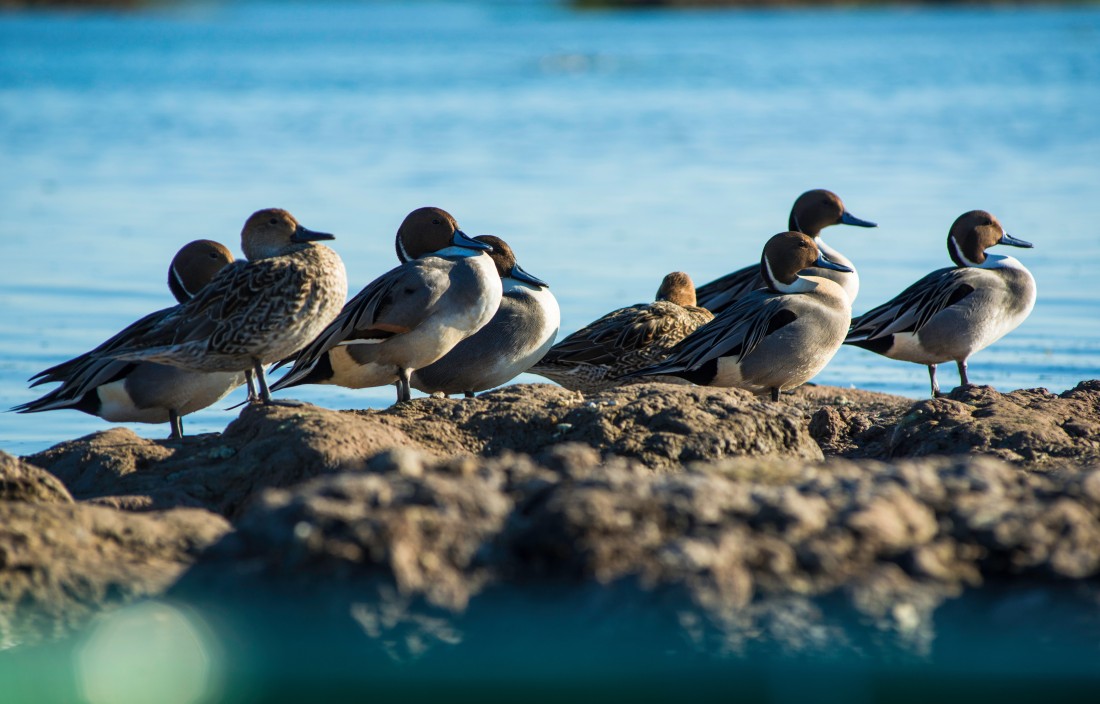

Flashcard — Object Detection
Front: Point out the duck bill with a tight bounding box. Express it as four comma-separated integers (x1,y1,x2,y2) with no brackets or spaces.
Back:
839,211,877,228
510,263,548,288
452,229,493,251
1000,233,1033,248
814,253,854,273
291,225,336,243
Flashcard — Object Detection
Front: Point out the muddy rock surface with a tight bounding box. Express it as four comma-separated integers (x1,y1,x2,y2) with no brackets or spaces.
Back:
792,385,913,458
889,381,1100,467
0,501,229,647
26,403,417,515
374,382,825,467
22,383,829,516
7,379,1100,665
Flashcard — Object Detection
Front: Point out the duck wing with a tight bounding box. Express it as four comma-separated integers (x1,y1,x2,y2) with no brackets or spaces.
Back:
535,304,653,367
847,267,975,342
640,292,796,375
272,260,449,386
15,355,135,413
29,306,174,387
695,265,761,315
109,257,318,359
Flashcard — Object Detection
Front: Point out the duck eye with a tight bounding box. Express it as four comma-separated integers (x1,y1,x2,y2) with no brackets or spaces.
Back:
432,219,441,225
268,218,278,225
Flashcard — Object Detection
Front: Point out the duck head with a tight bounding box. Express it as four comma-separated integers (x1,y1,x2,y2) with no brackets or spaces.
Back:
948,210,1033,268
655,271,697,307
168,239,235,303
395,207,492,262
473,235,548,287
760,231,853,293
241,208,335,260
789,189,877,238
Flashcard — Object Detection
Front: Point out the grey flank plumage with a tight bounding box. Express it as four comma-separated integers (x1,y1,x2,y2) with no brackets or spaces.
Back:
410,235,560,396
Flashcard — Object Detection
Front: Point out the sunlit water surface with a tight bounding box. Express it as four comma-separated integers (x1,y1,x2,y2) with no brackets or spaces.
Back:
2,1,1098,454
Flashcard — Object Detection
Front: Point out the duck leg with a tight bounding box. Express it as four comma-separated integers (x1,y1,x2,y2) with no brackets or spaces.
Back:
396,369,412,403
956,359,970,387
245,369,259,403
254,358,303,407
254,359,274,403
168,410,184,439
928,364,942,397
464,391,476,399
770,387,780,403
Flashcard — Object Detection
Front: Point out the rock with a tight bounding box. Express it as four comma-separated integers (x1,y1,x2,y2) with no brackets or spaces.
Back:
0,451,72,503
377,382,826,468
0,501,229,648
27,427,174,500
23,384,828,516
27,403,418,516
10,379,1100,663
888,383,1100,467
846,484,938,553
170,447,1100,660
794,385,913,459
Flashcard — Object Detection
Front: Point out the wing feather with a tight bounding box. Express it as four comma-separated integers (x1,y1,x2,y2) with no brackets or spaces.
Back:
847,267,975,342
695,265,761,315
273,260,447,383
642,292,794,374
29,306,175,386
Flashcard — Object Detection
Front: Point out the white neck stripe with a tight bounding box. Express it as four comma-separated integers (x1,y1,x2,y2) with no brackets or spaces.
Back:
763,255,780,290
171,266,194,298
396,235,412,263
948,235,980,267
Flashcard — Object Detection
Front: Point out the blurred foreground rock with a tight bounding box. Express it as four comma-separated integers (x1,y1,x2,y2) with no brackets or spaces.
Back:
0,500,228,648
174,446,1100,660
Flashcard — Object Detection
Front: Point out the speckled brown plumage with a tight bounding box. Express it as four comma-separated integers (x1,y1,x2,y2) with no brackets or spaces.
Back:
530,271,712,394
106,210,347,404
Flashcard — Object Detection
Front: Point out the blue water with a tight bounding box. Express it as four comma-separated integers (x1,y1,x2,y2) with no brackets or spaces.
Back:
2,1,1099,455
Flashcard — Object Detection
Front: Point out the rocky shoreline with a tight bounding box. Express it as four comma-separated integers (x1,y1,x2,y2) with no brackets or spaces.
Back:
3,381,1100,693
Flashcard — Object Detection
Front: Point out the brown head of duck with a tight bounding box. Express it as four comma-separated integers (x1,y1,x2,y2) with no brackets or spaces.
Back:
760,231,853,293
168,239,234,304
394,206,492,262
947,210,1033,268
788,189,876,238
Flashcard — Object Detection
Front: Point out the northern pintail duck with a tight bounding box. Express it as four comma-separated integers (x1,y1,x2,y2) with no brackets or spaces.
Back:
633,232,853,401
410,235,560,397
845,210,1036,396
14,239,245,438
529,271,713,394
106,209,348,404
695,189,875,314
271,207,502,403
